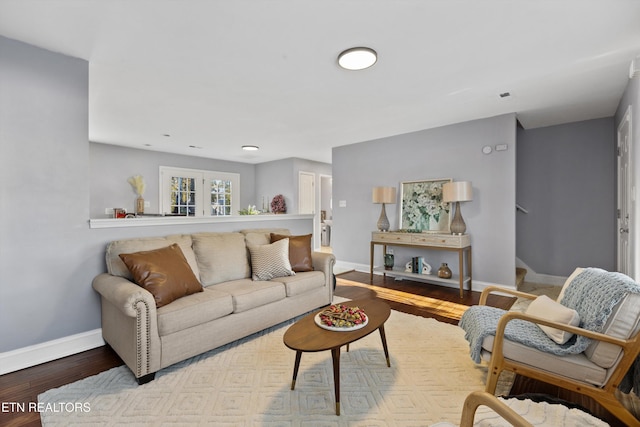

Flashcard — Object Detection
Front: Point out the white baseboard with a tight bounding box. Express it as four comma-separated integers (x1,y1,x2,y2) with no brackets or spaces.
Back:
0,329,105,375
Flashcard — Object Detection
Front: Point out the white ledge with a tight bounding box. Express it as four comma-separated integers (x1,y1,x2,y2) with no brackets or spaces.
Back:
89,214,314,229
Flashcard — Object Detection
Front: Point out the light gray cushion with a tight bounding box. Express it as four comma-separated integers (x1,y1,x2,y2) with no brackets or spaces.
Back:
558,268,640,369
248,238,294,281
272,271,325,297
482,335,607,386
584,292,640,368
106,235,199,280
209,279,286,313
525,295,580,344
192,232,250,286
242,228,290,246
157,287,233,336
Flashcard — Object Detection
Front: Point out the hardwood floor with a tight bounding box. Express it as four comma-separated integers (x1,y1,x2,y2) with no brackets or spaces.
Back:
0,271,510,426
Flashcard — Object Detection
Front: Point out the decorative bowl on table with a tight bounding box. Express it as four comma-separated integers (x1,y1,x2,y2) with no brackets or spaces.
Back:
314,304,368,331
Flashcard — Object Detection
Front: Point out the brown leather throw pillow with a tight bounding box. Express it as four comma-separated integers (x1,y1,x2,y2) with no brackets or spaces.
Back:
119,243,203,308
270,233,313,272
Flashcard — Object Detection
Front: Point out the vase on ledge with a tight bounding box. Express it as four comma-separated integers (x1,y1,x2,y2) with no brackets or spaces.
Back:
136,196,144,215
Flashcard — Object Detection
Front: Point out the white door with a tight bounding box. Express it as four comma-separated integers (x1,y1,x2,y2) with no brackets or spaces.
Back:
617,106,632,275
298,172,315,214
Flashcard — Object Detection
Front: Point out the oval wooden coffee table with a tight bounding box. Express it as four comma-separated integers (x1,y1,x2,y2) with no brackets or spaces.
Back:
283,298,391,415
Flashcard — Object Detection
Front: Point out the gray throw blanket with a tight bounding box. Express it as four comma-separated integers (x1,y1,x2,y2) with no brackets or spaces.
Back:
459,268,640,395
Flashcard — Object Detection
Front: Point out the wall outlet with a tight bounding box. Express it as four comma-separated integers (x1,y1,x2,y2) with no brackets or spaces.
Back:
104,207,114,215
495,144,508,151
338,200,347,208
144,201,151,208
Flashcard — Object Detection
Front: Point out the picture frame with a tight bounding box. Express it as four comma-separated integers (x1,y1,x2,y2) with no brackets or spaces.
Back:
399,178,452,233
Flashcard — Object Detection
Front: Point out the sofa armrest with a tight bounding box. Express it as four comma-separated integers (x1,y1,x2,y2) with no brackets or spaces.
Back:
92,273,161,380
92,273,157,318
312,251,335,276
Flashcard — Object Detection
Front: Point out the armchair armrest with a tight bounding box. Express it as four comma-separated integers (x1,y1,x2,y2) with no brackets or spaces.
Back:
460,391,533,427
494,310,630,348
92,273,157,318
480,285,538,306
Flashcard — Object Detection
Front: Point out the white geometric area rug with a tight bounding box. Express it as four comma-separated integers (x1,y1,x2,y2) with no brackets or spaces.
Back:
39,309,490,426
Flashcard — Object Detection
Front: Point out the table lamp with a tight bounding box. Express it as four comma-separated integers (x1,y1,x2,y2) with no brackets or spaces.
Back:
442,181,473,235
372,186,396,232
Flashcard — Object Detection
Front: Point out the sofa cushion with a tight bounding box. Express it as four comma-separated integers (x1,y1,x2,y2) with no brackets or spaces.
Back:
106,235,199,280
272,271,325,297
192,232,250,286
157,287,234,336
209,279,286,313
525,295,580,345
119,243,203,308
242,228,291,246
248,238,295,281
271,233,313,272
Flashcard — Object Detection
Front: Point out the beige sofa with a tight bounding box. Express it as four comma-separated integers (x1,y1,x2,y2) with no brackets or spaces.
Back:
92,228,335,384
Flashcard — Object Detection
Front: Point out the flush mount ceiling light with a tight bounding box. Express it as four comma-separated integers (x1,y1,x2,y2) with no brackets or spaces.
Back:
338,47,377,70
242,145,259,151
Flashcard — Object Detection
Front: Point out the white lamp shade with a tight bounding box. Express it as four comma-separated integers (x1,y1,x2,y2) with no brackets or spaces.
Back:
372,186,396,204
442,181,473,203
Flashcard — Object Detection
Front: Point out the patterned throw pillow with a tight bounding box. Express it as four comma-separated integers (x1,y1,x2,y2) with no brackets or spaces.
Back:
248,238,295,281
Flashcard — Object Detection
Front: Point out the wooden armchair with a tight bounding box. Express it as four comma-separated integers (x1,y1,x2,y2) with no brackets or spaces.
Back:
478,281,640,427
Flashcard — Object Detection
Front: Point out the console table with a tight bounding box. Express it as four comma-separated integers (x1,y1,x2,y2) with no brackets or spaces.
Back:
370,232,472,298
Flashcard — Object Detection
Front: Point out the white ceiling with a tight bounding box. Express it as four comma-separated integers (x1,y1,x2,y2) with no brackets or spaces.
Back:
1,0,639,164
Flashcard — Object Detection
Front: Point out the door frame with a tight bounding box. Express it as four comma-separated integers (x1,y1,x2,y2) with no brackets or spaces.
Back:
617,106,633,276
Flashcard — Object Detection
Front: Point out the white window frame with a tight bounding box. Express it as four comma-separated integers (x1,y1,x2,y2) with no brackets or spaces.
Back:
159,166,240,217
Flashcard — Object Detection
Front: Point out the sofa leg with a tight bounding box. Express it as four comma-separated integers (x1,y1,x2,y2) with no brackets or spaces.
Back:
136,373,155,385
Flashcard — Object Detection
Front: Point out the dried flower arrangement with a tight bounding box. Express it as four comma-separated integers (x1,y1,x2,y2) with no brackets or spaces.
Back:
271,194,286,214
127,175,146,196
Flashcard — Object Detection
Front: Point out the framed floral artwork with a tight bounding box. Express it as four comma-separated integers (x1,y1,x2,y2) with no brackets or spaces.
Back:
399,178,452,232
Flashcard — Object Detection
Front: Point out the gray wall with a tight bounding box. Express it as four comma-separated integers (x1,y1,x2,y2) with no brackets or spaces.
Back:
254,158,332,214
0,36,313,354
90,143,256,218
516,118,616,277
615,75,640,280
0,36,92,351
332,114,517,287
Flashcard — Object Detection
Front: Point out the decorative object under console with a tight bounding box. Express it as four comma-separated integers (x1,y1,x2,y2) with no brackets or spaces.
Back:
370,231,472,297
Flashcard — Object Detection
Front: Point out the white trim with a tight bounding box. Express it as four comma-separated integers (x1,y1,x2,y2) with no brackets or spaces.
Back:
0,329,104,375
89,214,314,229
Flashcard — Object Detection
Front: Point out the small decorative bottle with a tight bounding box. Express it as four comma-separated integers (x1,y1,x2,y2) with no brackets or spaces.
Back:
438,263,452,279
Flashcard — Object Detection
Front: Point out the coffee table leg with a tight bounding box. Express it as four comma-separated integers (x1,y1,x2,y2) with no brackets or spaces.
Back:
378,325,391,367
331,347,341,415
291,351,302,390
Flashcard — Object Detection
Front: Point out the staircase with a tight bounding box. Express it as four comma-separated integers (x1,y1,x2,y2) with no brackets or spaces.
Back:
516,267,527,289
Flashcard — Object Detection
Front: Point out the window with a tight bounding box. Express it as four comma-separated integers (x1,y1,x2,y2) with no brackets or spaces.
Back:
160,166,240,217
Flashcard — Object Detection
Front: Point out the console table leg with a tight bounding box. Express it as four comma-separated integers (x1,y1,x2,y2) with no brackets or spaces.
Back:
458,249,464,298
